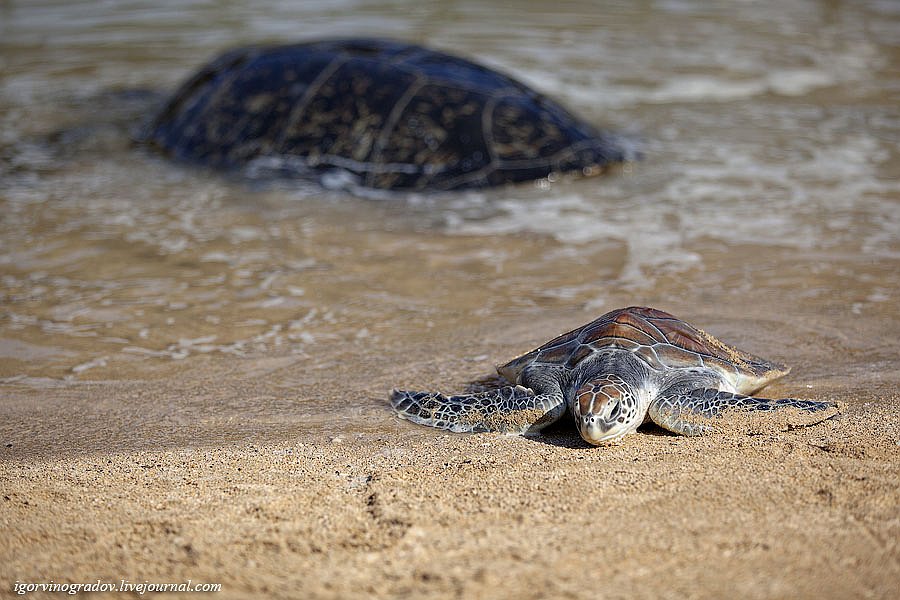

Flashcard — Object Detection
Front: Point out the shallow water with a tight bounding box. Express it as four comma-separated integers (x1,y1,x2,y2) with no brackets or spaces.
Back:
1,1,898,439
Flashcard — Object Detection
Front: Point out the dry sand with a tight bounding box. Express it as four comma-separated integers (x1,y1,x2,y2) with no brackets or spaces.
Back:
2,338,898,600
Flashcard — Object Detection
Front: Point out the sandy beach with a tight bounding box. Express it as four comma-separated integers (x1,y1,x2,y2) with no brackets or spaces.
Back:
3,1,900,597
3,297,899,599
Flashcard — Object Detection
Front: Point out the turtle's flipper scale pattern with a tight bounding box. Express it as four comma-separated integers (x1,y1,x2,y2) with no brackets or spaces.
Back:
390,386,565,434
649,388,841,436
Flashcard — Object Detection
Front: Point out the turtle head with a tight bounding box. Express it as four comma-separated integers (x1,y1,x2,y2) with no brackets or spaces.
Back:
573,375,643,445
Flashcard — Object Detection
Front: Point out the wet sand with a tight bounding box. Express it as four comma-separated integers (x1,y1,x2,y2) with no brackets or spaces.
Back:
3,286,899,599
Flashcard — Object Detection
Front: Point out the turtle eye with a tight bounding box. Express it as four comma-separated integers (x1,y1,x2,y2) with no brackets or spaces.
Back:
607,400,621,419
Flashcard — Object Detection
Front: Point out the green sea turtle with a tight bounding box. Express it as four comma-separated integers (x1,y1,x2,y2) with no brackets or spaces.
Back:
142,38,629,191
390,307,841,445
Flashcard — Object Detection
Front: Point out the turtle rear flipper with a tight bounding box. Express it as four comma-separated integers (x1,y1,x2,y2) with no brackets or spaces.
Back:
390,385,565,434
649,388,842,436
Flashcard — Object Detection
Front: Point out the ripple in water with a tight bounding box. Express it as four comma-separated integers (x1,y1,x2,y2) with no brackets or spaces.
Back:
0,0,898,386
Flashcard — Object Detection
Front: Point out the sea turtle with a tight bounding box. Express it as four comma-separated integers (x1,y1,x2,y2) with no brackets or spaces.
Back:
142,38,629,191
390,306,841,445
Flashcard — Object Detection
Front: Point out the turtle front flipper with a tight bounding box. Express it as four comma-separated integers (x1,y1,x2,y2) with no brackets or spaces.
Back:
649,388,841,437
390,385,565,435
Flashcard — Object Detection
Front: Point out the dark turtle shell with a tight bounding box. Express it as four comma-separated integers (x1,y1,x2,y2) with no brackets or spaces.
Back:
498,307,789,395
142,38,628,191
